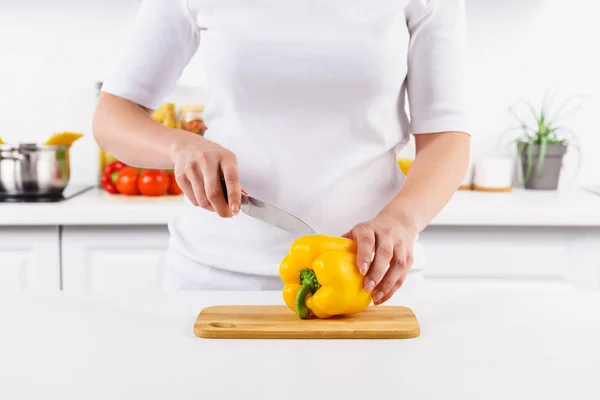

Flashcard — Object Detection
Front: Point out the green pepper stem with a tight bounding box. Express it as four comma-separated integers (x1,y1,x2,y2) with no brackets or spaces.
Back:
295,283,312,319
295,269,320,319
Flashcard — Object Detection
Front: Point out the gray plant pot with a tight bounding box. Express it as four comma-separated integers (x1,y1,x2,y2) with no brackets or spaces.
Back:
519,143,568,190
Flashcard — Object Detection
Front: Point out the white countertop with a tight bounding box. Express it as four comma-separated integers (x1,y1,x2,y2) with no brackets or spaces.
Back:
1,280,599,400
1,186,600,227
0,187,185,226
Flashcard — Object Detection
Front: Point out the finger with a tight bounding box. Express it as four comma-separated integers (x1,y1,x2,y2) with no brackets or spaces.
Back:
175,169,198,207
363,233,394,294
201,154,231,217
351,224,376,276
188,162,213,211
372,245,408,304
221,156,242,215
375,274,407,305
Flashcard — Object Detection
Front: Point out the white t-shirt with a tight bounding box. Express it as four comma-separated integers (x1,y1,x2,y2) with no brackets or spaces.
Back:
102,0,469,277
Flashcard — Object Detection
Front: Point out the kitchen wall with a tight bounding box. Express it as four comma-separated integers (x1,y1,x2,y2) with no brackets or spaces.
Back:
1,0,598,187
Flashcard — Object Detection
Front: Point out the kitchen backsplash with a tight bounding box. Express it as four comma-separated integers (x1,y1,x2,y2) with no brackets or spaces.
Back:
1,0,598,187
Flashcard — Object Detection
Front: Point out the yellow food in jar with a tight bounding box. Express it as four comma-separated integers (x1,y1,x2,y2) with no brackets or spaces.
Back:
44,132,84,146
397,159,413,175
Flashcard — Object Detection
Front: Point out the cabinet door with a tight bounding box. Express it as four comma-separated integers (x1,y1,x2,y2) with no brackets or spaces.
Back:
0,227,60,291
419,226,600,282
61,226,170,291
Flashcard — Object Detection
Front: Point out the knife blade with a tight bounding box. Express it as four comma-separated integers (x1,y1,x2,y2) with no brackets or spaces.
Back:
220,178,317,236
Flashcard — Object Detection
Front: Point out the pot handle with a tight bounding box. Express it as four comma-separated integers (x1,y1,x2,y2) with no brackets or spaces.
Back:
0,151,25,161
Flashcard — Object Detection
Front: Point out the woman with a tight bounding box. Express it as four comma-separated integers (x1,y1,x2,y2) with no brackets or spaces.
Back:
93,0,470,304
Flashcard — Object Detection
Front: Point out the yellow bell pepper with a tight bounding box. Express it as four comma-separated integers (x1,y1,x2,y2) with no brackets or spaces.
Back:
279,235,373,319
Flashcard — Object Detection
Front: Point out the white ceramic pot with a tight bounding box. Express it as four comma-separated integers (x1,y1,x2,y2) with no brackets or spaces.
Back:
472,157,514,192
459,163,473,190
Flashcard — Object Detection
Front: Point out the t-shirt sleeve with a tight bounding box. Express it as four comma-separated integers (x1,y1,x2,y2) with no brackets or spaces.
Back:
405,0,470,135
101,0,201,110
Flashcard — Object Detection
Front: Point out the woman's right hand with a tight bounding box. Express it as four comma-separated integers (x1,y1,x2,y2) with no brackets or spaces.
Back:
169,134,241,218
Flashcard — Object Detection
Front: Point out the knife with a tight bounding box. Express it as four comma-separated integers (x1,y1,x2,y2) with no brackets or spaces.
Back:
220,178,317,236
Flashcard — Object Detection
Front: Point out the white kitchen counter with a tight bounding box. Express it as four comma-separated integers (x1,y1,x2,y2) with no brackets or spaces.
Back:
1,280,599,400
2,187,600,290
1,186,600,227
0,188,185,226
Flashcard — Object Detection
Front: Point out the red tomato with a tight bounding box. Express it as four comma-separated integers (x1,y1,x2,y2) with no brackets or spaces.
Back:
166,171,183,195
138,169,169,197
115,167,140,196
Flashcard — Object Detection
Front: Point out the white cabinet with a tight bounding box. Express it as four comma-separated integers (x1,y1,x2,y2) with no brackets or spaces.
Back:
420,226,600,286
61,226,170,291
0,227,60,291
3,223,596,292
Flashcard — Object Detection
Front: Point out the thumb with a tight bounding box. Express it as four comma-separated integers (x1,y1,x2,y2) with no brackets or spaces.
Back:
341,229,354,240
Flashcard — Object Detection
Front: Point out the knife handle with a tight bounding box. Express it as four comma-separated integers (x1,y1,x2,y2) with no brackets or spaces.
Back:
220,176,229,205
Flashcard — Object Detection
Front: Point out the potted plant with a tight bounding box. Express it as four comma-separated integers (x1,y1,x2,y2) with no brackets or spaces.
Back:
502,91,584,190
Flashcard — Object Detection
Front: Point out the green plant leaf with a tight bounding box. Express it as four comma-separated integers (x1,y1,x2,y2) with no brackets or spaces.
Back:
516,141,528,184
542,89,559,118
526,140,535,183
498,125,527,143
565,142,582,187
498,122,539,149
550,94,588,124
512,98,540,124
552,126,578,144
509,104,535,131
525,100,541,125
520,140,534,184
537,137,548,177
538,120,548,138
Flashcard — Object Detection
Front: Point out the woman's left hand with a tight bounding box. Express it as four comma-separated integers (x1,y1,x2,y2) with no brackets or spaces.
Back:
343,212,418,305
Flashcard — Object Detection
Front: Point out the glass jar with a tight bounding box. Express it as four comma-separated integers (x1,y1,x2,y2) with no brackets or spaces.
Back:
179,105,207,135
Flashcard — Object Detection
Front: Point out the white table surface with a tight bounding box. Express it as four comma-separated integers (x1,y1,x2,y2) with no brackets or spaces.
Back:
1,280,599,400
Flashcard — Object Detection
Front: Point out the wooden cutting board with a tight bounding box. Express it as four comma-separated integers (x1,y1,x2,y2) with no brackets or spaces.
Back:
194,305,420,339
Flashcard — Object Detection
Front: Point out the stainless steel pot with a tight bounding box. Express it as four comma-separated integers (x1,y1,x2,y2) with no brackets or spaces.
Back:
0,143,71,197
